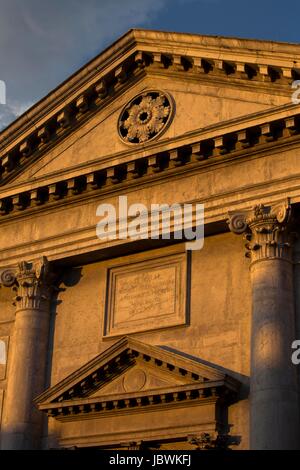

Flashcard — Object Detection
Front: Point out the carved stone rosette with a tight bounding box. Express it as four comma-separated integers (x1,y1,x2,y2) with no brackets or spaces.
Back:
227,201,294,264
118,90,174,144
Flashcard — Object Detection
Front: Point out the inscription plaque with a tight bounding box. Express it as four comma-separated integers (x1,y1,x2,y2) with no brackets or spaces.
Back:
104,251,189,336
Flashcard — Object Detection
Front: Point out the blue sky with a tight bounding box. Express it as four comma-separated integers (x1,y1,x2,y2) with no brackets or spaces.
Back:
0,0,297,129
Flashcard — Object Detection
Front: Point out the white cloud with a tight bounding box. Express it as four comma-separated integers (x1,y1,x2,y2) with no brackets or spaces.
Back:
0,100,33,130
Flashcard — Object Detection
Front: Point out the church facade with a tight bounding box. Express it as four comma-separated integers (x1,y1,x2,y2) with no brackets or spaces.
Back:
0,29,300,450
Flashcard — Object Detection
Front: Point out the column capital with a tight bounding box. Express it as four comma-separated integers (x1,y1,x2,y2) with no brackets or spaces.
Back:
227,201,296,263
0,256,53,311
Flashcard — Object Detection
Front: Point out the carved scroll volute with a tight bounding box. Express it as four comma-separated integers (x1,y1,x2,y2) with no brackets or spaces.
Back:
270,201,291,224
227,201,294,263
227,212,248,235
0,269,17,287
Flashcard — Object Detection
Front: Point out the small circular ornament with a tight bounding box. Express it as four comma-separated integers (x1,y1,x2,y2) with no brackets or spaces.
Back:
118,90,174,144
122,368,147,392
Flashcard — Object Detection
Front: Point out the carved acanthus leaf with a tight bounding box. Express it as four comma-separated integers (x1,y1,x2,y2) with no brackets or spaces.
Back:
227,201,294,262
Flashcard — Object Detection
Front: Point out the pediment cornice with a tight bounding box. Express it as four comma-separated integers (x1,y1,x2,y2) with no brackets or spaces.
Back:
1,30,300,186
35,337,240,421
39,381,233,422
1,102,300,219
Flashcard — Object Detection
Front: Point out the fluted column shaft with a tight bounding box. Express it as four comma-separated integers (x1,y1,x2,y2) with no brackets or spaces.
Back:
0,257,52,450
229,202,300,449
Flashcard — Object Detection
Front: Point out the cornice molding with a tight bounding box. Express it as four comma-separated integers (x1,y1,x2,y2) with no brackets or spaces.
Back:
41,386,222,422
1,106,300,219
2,101,299,196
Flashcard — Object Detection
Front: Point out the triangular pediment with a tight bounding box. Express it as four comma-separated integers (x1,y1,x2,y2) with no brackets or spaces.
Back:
1,29,299,189
88,360,191,398
35,337,240,421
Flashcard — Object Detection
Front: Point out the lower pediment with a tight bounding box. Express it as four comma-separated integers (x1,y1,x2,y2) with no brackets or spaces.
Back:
89,363,187,397
35,337,240,423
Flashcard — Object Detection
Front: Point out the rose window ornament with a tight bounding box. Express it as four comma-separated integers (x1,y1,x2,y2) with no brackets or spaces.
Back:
118,90,174,144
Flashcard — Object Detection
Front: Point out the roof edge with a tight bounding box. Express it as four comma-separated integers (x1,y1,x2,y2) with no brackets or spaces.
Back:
1,28,300,148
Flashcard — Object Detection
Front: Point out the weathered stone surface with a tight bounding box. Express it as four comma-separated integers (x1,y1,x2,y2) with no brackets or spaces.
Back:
1,29,300,450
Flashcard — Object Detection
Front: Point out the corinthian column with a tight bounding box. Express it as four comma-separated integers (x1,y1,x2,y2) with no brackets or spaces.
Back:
0,257,52,450
228,202,300,449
